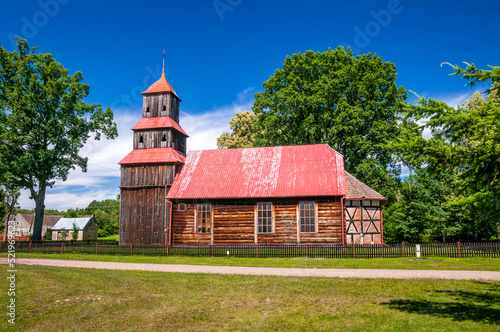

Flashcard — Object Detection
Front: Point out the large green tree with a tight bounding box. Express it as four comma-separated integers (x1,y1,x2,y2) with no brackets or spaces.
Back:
393,63,500,240
0,38,117,241
221,47,407,202
217,110,257,149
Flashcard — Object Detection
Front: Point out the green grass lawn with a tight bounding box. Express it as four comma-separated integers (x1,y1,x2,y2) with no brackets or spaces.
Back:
96,234,119,241
11,252,500,271
1,264,498,331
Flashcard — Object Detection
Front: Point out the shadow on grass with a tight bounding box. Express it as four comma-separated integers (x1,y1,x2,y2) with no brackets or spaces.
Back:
382,285,500,325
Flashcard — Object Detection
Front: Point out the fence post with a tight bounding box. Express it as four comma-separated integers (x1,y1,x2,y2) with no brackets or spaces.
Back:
457,241,461,258
402,241,405,258
167,245,169,257
61,242,64,254
256,244,259,258
96,243,98,255
353,243,355,258
211,245,214,257
306,244,309,258
130,243,133,256
29,241,32,254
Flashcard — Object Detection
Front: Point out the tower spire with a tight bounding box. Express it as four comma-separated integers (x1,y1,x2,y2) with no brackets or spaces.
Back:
162,49,166,70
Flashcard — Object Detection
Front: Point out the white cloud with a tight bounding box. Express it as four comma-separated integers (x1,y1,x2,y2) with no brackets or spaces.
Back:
181,87,254,151
410,90,482,140
17,88,255,210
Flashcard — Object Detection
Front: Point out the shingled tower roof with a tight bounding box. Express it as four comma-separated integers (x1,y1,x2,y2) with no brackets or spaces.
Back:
141,69,179,98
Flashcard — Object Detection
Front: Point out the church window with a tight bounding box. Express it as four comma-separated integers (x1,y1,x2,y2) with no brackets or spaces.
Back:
139,136,144,143
196,204,211,234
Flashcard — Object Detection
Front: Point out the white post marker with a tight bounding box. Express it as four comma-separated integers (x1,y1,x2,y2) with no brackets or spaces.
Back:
227,250,230,259
416,244,421,258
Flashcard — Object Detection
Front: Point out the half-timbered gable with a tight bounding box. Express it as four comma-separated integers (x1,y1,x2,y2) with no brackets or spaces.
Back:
345,172,385,244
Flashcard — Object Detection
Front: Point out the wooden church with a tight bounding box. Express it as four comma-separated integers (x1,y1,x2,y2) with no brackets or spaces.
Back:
119,69,385,247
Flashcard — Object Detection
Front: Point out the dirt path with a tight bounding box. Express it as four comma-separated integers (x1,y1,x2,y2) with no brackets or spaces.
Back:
9,258,500,281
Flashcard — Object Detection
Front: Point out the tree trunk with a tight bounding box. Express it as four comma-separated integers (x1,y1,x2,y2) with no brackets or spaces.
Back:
32,186,46,242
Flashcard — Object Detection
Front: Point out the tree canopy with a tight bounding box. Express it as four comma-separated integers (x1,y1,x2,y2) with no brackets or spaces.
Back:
0,38,117,241
390,63,500,241
217,110,257,149
219,47,407,203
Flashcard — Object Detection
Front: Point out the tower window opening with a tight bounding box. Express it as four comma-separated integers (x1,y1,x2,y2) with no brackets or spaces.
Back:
139,136,144,143
161,135,166,142
146,107,150,113
163,105,166,111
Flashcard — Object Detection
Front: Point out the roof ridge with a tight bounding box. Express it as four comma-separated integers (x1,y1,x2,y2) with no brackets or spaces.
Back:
345,171,364,198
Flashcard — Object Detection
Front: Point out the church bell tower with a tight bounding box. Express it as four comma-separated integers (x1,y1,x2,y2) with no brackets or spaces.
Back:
119,67,188,246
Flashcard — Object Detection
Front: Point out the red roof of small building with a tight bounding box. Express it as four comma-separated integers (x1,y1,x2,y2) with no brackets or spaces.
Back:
119,148,186,165
131,117,189,137
167,144,345,200
141,69,179,97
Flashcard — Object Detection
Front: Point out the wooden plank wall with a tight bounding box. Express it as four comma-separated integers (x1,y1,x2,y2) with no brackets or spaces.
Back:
172,203,211,245
133,130,186,154
299,201,343,244
171,198,344,245
121,165,176,188
142,93,179,122
119,187,168,246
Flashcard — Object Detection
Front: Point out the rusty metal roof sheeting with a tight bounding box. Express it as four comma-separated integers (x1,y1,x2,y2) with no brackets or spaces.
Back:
141,69,179,97
345,171,385,200
131,117,189,137
119,148,186,165
167,144,346,200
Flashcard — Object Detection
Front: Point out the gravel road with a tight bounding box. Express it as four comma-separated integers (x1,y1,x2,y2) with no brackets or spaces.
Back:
11,258,500,281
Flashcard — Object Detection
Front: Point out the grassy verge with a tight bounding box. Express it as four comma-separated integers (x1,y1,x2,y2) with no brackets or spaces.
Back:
9,252,500,271
1,265,498,331
97,234,119,241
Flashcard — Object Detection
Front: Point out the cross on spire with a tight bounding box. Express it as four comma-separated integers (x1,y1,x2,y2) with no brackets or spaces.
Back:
162,49,166,70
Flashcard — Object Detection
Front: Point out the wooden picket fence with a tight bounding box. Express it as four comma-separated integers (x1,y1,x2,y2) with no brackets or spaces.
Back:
2,241,499,258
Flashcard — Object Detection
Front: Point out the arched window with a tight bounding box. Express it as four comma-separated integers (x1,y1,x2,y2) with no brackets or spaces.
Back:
161,135,166,142
163,105,166,111
139,136,144,143
146,107,150,113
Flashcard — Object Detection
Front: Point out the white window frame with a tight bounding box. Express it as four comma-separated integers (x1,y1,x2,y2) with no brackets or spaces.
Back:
195,203,212,235
297,201,318,234
255,202,275,235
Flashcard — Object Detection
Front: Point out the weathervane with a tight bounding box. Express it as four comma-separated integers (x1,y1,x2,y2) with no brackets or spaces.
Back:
162,49,166,70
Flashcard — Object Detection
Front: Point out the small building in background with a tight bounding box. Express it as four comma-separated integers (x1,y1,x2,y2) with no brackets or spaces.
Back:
5,214,63,238
51,217,98,241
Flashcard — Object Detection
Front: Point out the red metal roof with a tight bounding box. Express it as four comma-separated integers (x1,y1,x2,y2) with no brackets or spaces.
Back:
119,148,185,165
141,69,179,97
131,117,189,137
167,144,345,200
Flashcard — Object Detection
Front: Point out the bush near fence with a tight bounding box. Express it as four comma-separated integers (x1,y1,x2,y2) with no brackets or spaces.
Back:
2,241,499,258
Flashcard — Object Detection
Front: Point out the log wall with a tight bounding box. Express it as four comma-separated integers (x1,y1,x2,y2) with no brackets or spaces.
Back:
171,198,344,245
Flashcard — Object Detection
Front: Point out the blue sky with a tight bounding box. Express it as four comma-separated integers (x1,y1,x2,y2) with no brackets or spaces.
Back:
1,0,499,210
